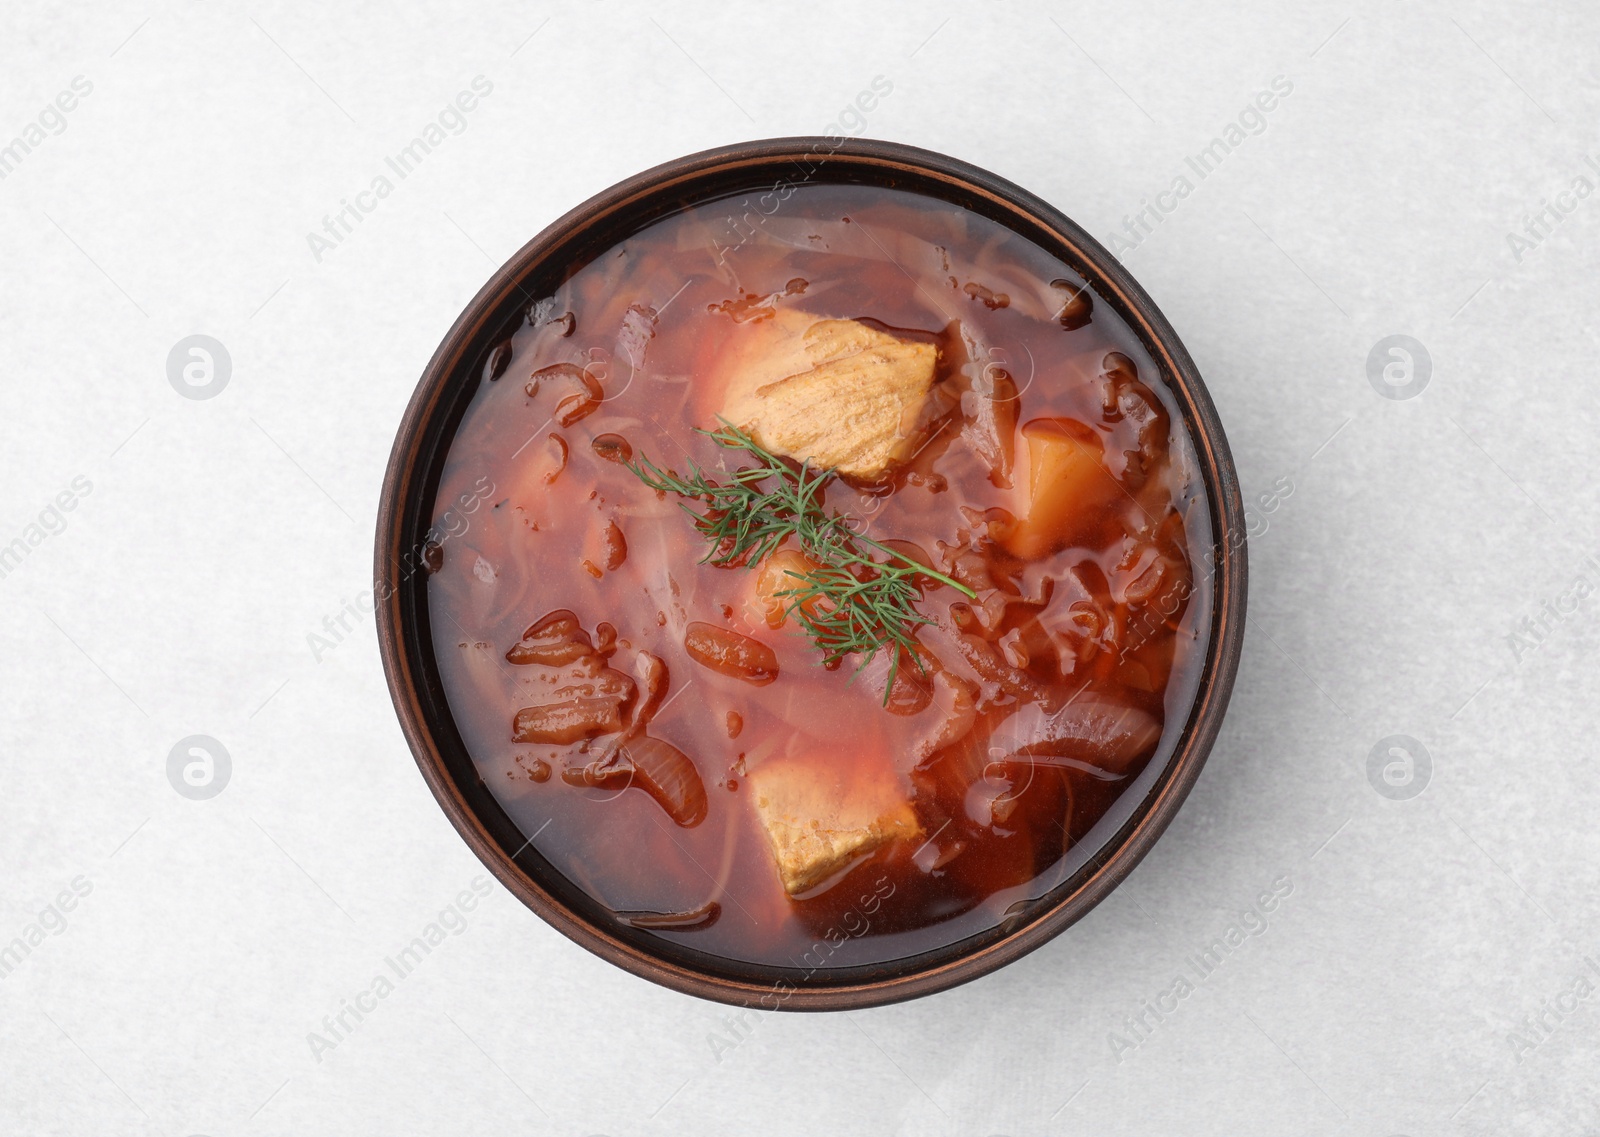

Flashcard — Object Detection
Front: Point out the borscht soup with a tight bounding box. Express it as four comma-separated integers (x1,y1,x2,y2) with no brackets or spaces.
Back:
426,183,1213,973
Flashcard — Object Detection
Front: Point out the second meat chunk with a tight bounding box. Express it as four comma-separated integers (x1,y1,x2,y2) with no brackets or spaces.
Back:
747,749,922,895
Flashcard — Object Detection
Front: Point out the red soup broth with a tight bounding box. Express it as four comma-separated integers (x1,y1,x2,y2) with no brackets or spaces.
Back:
427,184,1212,972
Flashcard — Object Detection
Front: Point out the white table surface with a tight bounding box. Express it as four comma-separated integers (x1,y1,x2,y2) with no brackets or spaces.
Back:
4,2,1598,1134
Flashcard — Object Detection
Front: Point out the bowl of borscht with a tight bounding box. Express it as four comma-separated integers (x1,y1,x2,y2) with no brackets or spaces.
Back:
376,139,1247,1009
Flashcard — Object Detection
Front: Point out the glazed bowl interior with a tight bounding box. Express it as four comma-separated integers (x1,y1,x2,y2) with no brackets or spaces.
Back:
376,138,1246,1010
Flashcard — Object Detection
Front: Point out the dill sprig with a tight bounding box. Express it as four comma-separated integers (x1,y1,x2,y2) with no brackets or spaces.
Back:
627,422,975,694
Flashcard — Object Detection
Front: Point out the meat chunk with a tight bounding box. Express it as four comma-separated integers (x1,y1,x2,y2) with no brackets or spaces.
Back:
716,309,938,479
747,750,921,895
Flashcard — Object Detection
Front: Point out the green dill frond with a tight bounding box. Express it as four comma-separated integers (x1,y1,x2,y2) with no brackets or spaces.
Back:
626,421,975,699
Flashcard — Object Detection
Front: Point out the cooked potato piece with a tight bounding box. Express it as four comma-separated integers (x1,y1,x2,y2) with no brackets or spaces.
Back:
1003,418,1121,560
748,750,921,895
748,548,821,629
718,309,937,479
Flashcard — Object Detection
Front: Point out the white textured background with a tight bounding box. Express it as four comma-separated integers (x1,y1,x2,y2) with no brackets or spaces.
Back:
3,2,1598,1134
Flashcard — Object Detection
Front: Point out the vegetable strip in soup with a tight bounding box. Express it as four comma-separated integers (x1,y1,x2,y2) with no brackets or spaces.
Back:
428,184,1212,971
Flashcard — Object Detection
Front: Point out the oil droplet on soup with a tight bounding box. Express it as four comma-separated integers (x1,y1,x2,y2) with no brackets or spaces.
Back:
428,184,1212,974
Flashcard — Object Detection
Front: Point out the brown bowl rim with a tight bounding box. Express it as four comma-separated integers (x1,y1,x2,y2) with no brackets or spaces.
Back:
375,137,1247,1011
